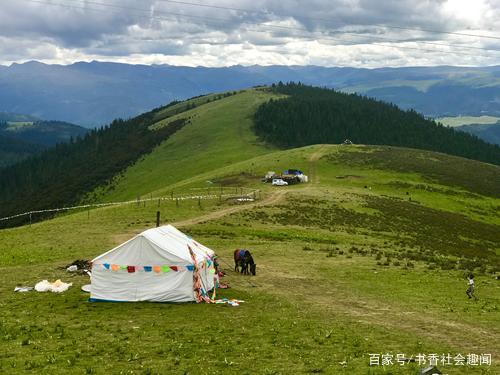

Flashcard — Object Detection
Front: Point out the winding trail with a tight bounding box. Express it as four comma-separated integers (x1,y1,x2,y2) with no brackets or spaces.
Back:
173,189,288,228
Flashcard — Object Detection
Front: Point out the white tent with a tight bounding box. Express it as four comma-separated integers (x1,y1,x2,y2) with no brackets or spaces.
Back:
90,225,217,303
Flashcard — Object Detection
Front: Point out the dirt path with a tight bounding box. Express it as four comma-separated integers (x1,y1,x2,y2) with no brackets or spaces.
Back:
113,146,327,242
110,189,291,244
172,189,288,228
308,145,328,185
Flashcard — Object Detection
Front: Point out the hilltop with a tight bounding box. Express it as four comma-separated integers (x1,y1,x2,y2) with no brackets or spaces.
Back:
0,86,498,373
1,61,499,126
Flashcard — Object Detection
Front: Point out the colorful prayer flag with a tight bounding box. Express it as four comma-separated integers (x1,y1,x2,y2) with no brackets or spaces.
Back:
111,264,119,271
161,265,170,273
127,266,135,273
169,266,178,272
103,263,110,270
144,266,152,272
153,266,161,273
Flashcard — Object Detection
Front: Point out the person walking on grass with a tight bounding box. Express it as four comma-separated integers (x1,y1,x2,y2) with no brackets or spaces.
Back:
466,274,477,300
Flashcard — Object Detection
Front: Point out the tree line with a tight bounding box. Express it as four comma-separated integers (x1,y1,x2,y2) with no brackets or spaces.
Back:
254,82,500,166
0,109,188,227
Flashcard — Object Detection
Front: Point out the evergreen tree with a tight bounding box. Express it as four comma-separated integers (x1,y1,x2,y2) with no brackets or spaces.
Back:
254,83,500,165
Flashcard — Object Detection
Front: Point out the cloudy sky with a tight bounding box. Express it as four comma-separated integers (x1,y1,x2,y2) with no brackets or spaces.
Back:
1,0,499,67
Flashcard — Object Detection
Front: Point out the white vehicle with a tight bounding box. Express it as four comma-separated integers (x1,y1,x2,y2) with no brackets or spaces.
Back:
272,178,288,186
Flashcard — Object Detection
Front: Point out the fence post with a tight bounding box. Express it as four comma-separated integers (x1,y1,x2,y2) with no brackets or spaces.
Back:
156,211,160,227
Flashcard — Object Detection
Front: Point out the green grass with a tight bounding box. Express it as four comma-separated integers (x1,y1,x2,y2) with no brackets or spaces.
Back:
94,88,280,202
1,90,499,374
436,116,500,127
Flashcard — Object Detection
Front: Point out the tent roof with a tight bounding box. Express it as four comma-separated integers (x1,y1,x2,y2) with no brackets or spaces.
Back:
92,225,214,264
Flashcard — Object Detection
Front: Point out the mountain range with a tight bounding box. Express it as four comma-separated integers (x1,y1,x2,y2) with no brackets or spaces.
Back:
1,61,499,127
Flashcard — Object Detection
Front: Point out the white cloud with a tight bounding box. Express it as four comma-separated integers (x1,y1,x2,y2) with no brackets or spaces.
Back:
0,0,499,67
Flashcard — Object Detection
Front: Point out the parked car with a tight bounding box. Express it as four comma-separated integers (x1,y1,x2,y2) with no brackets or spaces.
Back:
272,178,288,186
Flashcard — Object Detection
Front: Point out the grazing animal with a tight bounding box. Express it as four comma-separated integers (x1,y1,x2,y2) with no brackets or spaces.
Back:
233,249,256,275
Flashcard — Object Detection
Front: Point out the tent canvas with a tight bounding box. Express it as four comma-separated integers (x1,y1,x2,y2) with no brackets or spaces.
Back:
90,225,216,303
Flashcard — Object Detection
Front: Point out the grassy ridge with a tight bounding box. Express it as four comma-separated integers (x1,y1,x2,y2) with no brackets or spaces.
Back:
95,89,279,202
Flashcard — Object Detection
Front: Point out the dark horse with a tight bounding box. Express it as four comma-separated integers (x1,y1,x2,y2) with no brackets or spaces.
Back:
234,249,256,275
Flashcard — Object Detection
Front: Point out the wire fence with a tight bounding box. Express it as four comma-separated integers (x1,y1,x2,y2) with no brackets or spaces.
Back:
0,187,260,223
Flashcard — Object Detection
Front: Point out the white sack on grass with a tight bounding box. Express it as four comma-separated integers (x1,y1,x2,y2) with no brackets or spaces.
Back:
35,280,72,293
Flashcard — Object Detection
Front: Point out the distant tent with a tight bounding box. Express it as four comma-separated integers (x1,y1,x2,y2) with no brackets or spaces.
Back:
90,225,216,303
283,169,303,176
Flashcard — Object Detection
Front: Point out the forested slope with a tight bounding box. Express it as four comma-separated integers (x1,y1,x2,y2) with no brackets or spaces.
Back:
254,83,500,165
0,113,188,226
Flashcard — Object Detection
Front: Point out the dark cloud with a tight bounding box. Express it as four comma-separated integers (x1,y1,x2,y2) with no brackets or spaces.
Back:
0,0,499,67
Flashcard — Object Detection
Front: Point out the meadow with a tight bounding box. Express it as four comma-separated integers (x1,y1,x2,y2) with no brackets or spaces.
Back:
1,144,499,374
0,89,498,374
436,116,500,127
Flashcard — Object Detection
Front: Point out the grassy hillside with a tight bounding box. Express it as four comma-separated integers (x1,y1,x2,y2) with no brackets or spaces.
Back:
92,89,279,202
436,115,500,127
1,88,499,374
0,111,39,123
436,116,500,145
